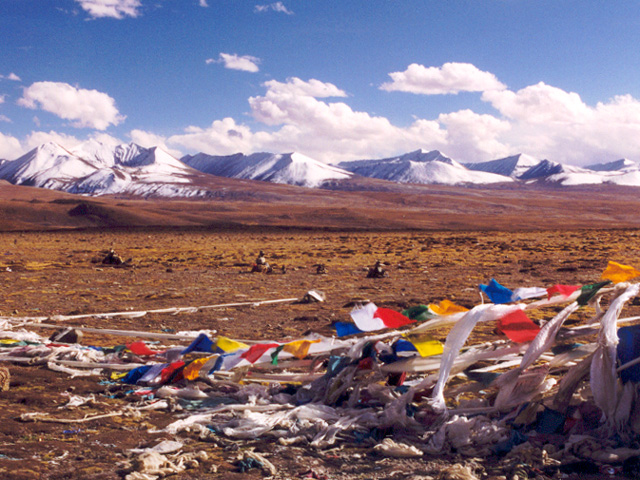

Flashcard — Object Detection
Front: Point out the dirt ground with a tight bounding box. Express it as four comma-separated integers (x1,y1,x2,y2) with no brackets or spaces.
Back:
1,227,640,479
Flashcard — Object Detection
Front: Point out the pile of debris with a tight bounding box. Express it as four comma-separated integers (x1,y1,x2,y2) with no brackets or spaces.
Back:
2,261,640,478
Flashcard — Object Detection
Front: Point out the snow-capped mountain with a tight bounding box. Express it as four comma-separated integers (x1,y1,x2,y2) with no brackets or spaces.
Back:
585,158,638,172
337,149,513,185
465,154,540,178
0,141,206,197
182,151,353,188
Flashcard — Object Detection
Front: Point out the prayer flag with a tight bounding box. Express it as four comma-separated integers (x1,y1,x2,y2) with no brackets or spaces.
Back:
334,322,363,337
241,343,280,363
618,325,640,383
350,303,414,332
216,336,250,353
497,310,540,343
601,261,640,283
546,284,580,300
127,341,161,356
428,299,469,316
182,356,216,381
283,339,320,359
577,280,612,306
182,333,214,355
402,305,434,322
159,361,185,384
511,287,547,301
403,334,444,357
479,279,514,304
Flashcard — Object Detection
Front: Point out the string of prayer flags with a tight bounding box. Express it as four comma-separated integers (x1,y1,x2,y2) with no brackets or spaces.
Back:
428,299,469,316
350,303,415,332
479,279,514,304
601,261,640,284
546,284,580,300
497,309,540,343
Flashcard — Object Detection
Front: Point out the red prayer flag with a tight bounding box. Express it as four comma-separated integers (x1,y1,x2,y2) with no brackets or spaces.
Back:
159,361,185,384
127,341,161,356
241,343,280,363
497,310,540,343
373,308,415,329
546,284,580,300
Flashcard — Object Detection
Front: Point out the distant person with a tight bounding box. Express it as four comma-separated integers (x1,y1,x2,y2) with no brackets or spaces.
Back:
251,250,271,273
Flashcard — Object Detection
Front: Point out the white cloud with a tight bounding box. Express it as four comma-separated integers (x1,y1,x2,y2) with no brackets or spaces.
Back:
18,81,125,130
211,53,261,73
0,73,21,82
381,62,506,95
482,82,591,123
23,130,84,151
0,132,23,160
254,2,293,15
0,115,11,123
168,78,447,163
438,109,511,162
199,0,208,6
75,0,142,19
0,95,4,104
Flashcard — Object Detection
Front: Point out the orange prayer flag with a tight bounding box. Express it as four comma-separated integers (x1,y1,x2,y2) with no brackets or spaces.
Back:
601,261,640,284
282,339,320,359
428,299,469,316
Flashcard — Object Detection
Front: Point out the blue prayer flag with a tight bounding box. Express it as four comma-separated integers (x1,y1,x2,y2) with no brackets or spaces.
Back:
479,278,514,304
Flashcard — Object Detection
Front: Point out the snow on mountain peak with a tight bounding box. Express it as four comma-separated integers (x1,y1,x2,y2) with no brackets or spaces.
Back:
337,150,511,185
182,151,352,188
465,153,540,178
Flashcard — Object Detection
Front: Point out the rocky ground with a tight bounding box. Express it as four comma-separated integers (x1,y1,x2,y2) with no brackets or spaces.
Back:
0,228,639,479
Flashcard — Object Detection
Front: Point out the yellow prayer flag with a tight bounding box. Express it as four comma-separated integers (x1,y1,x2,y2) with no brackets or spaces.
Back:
428,299,469,316
601,261,640,284
182,356,216,381
110,371,128,380
216,336,249,353
0,339,20,345
282,339,320,359
404,334,444,357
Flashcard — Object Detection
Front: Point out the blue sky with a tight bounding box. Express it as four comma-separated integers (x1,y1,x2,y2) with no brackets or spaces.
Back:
2,0,640,165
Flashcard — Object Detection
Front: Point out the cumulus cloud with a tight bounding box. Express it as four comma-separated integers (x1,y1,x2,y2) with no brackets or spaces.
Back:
381,62,506,95
209,53,261,73
168,78,447,163
0,132,23,160
199,0,208,6
75,0,142,19
18,81,125,130
254,2,293,14
0,73,21,81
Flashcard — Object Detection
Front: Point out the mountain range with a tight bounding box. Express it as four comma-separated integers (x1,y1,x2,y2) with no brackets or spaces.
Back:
1,140,639,197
